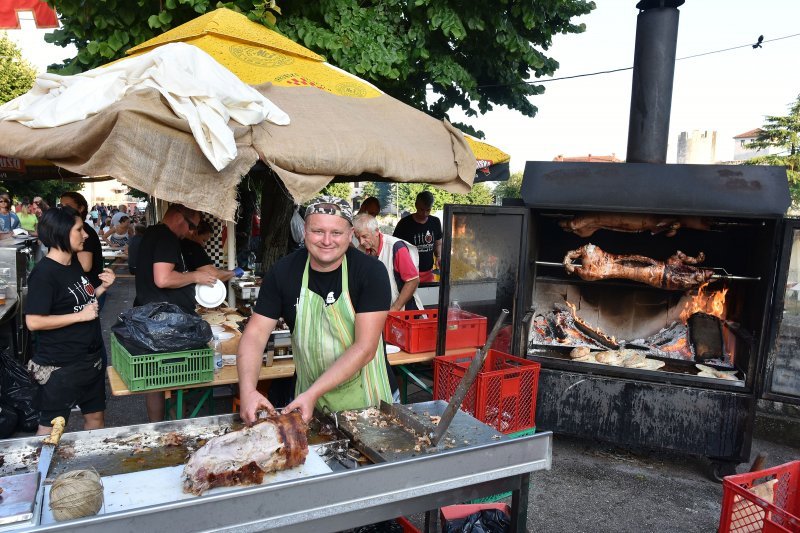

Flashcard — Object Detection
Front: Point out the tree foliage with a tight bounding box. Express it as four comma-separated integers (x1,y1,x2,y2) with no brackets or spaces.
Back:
0,33,37,105
320,182,353,201
1,180,80,207
46,0,594,134
493,171,523,201
395,183,493,213
746,94,800,209
0,36,82,202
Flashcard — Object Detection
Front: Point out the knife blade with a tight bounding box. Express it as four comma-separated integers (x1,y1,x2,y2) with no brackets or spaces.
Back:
33,416,66,526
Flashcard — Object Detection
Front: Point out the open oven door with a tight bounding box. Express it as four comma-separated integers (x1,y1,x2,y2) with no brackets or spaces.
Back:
436,205,531,356
759,218,800,405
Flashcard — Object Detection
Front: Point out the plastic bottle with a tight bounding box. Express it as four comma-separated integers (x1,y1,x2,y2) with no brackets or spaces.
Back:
212,337,223,373
448,300,462,322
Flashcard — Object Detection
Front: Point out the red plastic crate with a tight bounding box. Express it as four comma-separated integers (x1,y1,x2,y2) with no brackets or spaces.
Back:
395,516,420,533
440,503,510,530
383,309,487,353
433,349,540,434
719,460,800,532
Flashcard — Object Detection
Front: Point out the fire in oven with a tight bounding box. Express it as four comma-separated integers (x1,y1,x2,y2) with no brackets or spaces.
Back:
526,209,775,391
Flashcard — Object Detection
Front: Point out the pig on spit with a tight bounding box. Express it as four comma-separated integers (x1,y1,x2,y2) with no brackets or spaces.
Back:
183,410,308,495
563,244,714,290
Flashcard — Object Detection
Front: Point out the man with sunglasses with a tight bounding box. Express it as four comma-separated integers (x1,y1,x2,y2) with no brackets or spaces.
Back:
134,203,217,421
0,193,20,237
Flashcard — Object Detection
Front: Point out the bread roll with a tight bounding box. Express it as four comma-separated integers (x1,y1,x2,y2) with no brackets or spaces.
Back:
569,346,591,359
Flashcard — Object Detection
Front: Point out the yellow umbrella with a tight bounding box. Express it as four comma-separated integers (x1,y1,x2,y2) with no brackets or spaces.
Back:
465,136,511,182
0,8,508,219
127,9,509,181
127,8,382,98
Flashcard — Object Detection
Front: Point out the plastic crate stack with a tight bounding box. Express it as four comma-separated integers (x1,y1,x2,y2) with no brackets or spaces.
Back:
433,349,540,434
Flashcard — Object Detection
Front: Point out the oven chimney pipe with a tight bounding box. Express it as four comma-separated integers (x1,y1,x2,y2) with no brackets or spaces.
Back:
626,0,684,164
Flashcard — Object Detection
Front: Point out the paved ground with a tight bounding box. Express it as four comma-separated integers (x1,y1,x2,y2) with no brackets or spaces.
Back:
17,277,800,531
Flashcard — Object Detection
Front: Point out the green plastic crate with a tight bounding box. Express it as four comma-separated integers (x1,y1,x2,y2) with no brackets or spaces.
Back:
110,334,214,392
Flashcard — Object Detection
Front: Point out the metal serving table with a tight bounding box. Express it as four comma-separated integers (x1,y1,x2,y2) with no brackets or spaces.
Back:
3,403,552,532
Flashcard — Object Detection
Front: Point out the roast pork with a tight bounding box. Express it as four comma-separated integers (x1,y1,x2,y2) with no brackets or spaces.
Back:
559,213,711,238
183,410,308,495
563,244,714,290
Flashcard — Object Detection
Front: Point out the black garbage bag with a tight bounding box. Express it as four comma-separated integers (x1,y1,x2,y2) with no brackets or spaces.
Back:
352,520,404,533
0,349,39,432
0,402,19,438
444,509,510,533
111,303,213,355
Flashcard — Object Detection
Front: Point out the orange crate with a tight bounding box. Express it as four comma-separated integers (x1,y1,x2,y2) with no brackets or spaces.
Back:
433,349,540,434
720,461,800,532
383,309,487,353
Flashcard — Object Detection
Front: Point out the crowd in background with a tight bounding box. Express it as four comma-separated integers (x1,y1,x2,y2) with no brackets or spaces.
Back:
10,186,441,433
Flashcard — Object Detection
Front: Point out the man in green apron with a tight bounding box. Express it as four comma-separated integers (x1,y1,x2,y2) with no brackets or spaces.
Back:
237,196,393,424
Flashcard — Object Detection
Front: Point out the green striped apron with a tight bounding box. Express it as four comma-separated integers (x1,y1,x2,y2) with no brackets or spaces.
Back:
292,255,392,412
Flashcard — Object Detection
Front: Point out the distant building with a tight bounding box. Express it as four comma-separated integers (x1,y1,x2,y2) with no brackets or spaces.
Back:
677,130,717,164
733,128,773,161
80,178,139,211
552,153,622,163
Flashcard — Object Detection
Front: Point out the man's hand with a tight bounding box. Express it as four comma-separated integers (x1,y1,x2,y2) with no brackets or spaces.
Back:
98,268,116,289
239,389,276,425
193,271,217,286
285,391,319,423
78,301,99,322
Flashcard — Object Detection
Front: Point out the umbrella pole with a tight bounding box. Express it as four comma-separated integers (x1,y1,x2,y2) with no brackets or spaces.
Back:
226,220,236,307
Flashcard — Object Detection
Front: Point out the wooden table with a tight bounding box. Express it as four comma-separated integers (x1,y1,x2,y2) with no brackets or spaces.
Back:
102,250,128,270
107,360,295,419
387,348,469,402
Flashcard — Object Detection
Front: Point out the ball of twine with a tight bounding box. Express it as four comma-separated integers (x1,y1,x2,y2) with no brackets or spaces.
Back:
49,469,104,521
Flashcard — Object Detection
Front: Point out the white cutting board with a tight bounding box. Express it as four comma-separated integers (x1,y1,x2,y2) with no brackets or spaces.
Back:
41,449,331,523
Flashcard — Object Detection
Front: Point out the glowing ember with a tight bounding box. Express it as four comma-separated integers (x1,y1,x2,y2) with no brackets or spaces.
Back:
658,336,693,359
680,283,728,323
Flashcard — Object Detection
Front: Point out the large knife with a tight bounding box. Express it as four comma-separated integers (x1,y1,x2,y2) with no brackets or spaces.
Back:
33,416,66,526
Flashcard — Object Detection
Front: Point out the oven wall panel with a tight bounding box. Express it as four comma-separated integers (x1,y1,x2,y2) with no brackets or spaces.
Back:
536,369,752,462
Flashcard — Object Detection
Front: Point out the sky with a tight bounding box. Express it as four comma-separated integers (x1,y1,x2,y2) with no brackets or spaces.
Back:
3,0,800,171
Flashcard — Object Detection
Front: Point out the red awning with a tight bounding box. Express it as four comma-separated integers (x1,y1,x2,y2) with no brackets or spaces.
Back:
0,0,58,29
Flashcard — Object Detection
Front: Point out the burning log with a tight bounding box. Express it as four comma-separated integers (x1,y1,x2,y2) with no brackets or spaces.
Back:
688,312,724,362
555,302,619,349
530,306,614,351
631,322,694,360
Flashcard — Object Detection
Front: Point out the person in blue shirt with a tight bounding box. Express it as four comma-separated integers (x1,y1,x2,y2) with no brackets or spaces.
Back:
0,193,20,237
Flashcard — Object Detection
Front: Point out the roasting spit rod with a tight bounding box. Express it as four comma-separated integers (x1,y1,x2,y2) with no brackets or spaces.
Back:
534,261,761,281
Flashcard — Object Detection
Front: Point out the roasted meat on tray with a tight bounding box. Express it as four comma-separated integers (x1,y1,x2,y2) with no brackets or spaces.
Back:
183,410,308,495
563,244,714,290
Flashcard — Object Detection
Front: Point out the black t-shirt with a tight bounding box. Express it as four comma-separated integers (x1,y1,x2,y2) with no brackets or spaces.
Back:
135,224,195,313
25,258,103,365
82,222,103,287
392,214,443,272
127,234,143,274
181,239,213,271
254,248,390,330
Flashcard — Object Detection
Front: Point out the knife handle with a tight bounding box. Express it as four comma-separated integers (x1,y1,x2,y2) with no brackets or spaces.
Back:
42,416,66,445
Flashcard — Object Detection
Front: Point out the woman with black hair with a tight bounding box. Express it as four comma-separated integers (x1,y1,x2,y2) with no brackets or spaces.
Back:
60,191,105,308
25,207,115,435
